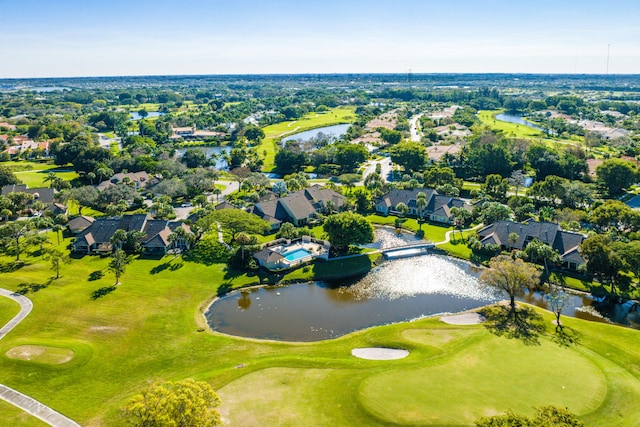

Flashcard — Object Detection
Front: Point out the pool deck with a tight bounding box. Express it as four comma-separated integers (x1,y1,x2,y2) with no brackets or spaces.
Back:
255,236,331,271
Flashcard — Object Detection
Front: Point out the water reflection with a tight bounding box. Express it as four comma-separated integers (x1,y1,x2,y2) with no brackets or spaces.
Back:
360,227,424,250
206,228,640,341
206,254,501,341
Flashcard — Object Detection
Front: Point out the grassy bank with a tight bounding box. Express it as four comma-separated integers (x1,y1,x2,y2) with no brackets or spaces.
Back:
477,110,585,150
259,107,357,171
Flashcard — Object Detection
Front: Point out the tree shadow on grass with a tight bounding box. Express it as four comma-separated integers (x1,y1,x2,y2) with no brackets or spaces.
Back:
150,260,184,274
217,282,234,297
0,260,25,273
90,286,116,300
481,304,546,346
16,278,53,295
551,325,580,347
88,270,104,281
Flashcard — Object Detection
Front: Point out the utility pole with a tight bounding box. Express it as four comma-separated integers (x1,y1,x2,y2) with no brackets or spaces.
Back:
606,43,610,74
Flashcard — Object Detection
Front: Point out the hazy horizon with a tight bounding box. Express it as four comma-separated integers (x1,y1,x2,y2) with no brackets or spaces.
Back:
2,0,639,79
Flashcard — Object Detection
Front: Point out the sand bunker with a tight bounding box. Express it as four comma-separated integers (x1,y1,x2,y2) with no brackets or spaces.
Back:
351,348,409,360
6,345,74,364
440,312,486,325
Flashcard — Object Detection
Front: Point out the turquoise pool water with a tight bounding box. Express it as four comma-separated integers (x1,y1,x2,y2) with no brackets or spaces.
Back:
284,248,312,262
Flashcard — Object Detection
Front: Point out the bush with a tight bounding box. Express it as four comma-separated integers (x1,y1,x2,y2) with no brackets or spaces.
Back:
184,237,230,265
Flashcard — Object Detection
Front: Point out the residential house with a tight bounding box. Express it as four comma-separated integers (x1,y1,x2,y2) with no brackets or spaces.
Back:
375,188,469,224
253,236,331,271
71,213,190,255
476,220,585,270
67,215,95,234
97,171,151,191
251,184,345,230
169,126,226,141
45,202,68,217
1,184,58,214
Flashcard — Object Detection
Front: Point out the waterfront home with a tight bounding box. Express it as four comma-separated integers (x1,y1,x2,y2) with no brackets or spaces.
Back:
477,220,585,270
375,188,469,224
253,236,330,271
251,184,345,230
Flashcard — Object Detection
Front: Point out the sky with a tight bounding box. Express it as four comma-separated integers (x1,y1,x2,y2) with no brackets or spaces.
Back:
1,0,639,78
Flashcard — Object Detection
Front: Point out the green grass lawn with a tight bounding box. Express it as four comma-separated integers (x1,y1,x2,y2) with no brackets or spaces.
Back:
0,296,20,328
117,103,160,111
478,110,585,150
2,235,640,426
366,214,452,243
66,200,104,217
478,110,544,139
0,400,47,427
14,168,78,188
259,107,357,171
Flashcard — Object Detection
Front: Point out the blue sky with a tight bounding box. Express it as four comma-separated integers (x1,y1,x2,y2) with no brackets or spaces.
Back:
1,0,638,77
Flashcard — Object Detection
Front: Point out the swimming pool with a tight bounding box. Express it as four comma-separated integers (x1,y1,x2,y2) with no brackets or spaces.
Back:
284,248,312,262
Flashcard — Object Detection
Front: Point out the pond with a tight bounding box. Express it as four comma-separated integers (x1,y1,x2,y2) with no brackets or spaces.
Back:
129,111,166,120
206,255,500,341
281,123,351,146
205,229,640,342
495,113,546,132
175,146,231,169
206,261,640,342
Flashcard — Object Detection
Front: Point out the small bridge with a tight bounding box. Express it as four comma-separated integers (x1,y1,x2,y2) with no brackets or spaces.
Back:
381,243,435,260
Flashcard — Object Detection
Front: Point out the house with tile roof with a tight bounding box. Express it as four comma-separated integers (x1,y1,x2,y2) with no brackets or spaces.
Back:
71,213,190,255
96,171,152,191
476,220,586,270
250,184,345,230
375,188,469,224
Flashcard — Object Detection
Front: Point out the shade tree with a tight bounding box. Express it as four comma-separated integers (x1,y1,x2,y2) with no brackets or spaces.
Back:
323,211,374,253
480,255,541,317
121,379,222,427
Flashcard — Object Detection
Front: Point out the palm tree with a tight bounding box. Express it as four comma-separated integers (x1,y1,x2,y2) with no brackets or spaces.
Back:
416,192,427,230
236,232,253,260
364,172,384,197
86,172,96,185
325,200,337,215
395,202,409,218
52,224,64,245
110,229,128,251
1,208,13,223
212,188,222,203
43,171,58,188
109,249,128,286
168,226,189,255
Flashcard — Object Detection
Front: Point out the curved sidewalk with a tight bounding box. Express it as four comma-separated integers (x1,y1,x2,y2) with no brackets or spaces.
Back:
0,288,82,427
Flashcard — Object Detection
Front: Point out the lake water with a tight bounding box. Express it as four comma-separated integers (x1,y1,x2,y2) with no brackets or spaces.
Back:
175,146,231,169
129,111,166,120
206,229,640,341
281,123,351,145
495,113,546,132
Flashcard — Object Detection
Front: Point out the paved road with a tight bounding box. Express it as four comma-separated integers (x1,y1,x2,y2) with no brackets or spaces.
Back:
0,288,82,427
359,157,393,185
408,113,424,142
